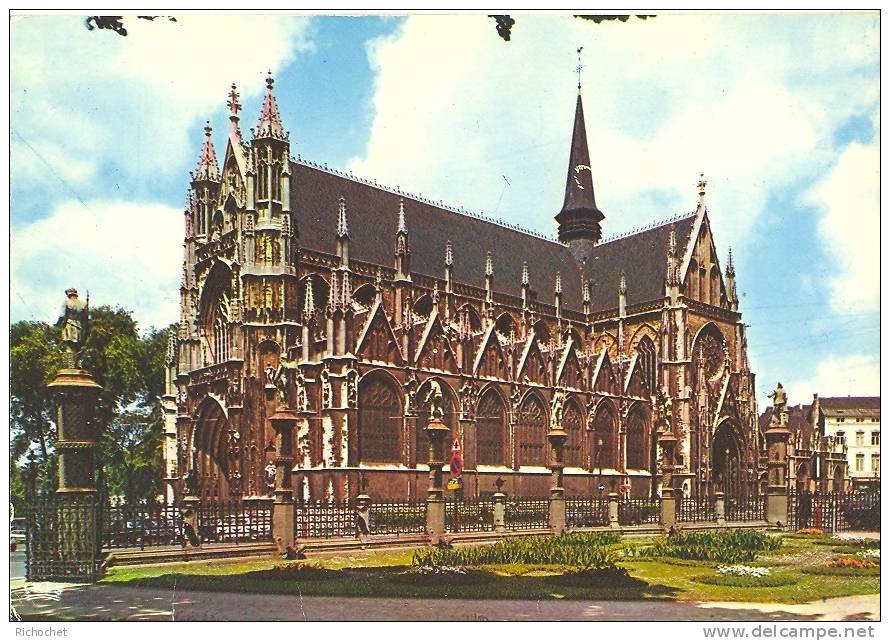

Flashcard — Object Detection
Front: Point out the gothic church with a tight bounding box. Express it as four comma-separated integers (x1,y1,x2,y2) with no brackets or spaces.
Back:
162,75,762,503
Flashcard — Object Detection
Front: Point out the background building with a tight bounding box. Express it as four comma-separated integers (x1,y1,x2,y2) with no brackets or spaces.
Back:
163,77,761,503
821,396,880,491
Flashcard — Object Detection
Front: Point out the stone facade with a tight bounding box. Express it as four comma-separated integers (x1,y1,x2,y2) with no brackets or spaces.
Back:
163,78,762,503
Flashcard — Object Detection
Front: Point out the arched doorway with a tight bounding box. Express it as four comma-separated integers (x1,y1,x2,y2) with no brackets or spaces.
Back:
712,420,743,497
193,399,231,502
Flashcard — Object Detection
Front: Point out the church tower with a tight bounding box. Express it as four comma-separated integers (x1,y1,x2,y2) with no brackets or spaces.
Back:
555,90,605,267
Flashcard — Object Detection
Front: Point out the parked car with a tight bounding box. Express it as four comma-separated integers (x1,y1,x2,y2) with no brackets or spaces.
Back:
10,518,26,552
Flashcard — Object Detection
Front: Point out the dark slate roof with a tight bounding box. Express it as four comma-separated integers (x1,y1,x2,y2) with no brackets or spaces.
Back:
292,161,584,309
585,214,697,312
291,161,695,314
819,397,880,414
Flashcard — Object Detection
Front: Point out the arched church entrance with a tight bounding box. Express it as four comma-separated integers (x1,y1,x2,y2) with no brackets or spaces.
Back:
712,420,743,497
194,398,231,502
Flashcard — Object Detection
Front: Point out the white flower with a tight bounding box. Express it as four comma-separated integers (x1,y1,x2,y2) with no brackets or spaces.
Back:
416,565,468,575
857,549,880,559
716,564,771,577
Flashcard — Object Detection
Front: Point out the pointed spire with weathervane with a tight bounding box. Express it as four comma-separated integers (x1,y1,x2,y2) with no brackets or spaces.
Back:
555,47,604,249
192,121,220,183
255,71,286,140
227,83,242,142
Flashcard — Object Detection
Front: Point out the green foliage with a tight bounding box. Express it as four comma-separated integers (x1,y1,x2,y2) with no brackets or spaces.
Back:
694,573,798,588
801,565,881,577
9,311,175,503
412,532,621,571
650,530,782,563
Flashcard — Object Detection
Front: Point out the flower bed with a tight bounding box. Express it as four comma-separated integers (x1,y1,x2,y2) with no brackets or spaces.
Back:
801,557,881,577
717,564,771,577
694,572,798,588
647,530,781,563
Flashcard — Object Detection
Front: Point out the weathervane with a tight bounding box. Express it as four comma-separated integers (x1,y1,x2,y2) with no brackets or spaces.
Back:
575,46,584,91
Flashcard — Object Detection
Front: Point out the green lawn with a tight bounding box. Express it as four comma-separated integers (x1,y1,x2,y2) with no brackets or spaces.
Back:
101,533,880,604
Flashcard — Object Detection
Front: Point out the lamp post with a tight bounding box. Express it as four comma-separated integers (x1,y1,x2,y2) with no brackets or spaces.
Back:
596,437,604,496
725,448,731,496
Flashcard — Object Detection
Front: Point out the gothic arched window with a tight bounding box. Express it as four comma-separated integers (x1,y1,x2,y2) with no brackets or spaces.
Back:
358,374,403,464
257,162,268,200
476,388,506,466
214,316,229,363
626,406,650,470
593,401,617,470
271,162,281,201
564,399,584,468
636,336,657,393
517,394,547,466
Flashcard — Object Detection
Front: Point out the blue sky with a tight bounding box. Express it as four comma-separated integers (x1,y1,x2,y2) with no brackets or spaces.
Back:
9,12,879,410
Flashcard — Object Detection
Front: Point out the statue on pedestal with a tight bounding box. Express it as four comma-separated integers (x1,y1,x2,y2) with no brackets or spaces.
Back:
768,382,788,426
424,379,445,420
56,288,89,367
273,355,298,406
550,390,565,429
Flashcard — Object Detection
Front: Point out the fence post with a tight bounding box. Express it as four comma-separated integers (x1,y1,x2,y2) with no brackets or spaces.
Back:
492,477,507,532
181,494,201,547
424,417,450,544
715,491,726,526
608,492,620,529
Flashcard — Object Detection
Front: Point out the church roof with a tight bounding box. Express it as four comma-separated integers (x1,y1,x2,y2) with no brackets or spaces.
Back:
585,214,697,312
291,162,698,315
255,74,286,140
193,122,220,183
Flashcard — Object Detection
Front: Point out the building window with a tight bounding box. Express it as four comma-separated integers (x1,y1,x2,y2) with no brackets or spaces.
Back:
635,336,657,393
593,402,617,470
871,455,880,474
872,418,879,423
563,400,584,468
626,407,649,470
856,417,864,422
855,454,864,472
836,431,845,443
476,389,506,466
855,432,864,446
871,432,880,446
516,394,547,466
837,417,845,422
358,375,403,464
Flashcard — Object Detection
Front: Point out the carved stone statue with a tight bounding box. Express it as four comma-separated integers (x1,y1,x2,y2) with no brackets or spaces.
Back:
551,390,565,429
424,379,445,420
264,462,277,495
56,288,89,366
346,369,358,409
274,356,298,405
768,382,788,425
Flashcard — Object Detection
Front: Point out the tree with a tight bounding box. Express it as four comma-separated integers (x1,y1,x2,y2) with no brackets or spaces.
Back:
9,308,175,503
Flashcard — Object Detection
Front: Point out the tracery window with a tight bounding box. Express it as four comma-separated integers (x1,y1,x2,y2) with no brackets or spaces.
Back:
358,375,403,464
516,394,547,466
476,389,506,466
626,407,649,470
636,336,657,393
592,402,617,470
564,399,584,468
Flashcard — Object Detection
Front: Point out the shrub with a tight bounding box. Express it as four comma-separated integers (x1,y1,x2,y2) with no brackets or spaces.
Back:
694,573,798,588
267,561,337,581
801,565,880,577
650,530,781,563
412,532,621,572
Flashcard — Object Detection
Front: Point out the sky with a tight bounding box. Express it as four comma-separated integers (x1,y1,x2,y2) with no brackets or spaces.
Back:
9,11,880,411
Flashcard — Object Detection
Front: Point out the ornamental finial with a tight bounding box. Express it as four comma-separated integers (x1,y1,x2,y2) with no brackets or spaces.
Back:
697,173,707,204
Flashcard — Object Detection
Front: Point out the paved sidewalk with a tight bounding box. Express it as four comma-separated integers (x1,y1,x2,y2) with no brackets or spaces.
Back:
9,583,880,621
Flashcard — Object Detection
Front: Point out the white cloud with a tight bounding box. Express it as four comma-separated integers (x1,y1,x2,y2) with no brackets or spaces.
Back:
11,200,183,332
780,354,880,408
11,15,312,183
348,14,878,256
804,141,879,314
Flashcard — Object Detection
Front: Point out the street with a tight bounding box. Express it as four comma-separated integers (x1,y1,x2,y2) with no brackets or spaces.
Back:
9,583,880,622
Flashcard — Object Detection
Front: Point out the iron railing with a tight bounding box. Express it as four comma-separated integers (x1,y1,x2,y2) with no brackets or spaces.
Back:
618,497,660,526
676,496,717,523
197,500,273,543
294,499,355,538
724,494,766,522
566,497,609,528
788,491,880,533
102,502,183,549
25,494,100,583
445,497,494,532
370,499,427,535
505,497,549,530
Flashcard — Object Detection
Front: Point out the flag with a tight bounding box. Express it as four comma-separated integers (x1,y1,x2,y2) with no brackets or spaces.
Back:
450,436,463,478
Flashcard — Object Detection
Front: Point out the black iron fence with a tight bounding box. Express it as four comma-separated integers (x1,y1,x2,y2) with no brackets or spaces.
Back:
566,497,609,528
445,496,494,533
505,497,549,530
370,499,427,535
788,491,880,533
25,494,100,583
102,502,183,549
197,500,273,543
619,497,660,526
294,499,355,538
676,496,717,523
725,494,766,522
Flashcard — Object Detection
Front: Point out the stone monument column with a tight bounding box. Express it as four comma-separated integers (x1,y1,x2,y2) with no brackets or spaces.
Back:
658,430,678,529
47,288,103,579
424,417,450,544
547,423,567,535
765,382,791,527
270,408,297,551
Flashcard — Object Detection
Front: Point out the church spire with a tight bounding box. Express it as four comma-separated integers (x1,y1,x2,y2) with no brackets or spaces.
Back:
255,72,286,140
555,90,604,248
227,83,242,142
192,121,220,183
